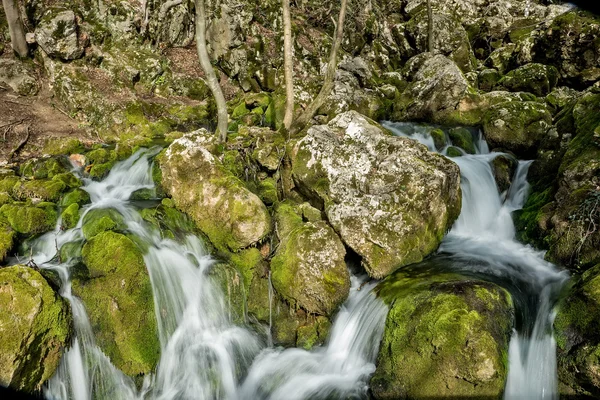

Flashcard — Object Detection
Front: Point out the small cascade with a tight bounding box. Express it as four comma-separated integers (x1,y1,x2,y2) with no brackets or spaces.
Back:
384,122,569,400
14,148,388,400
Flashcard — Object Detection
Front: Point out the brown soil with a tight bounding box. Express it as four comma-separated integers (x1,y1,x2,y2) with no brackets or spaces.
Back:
0,83,95,166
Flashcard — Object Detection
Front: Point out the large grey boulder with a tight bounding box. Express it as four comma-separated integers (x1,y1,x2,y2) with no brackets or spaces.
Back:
35,9,85,60
291,111,461,279
160,130,271,252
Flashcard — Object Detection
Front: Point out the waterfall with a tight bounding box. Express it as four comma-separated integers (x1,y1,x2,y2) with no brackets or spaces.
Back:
383,121,569,400
14,148,388,400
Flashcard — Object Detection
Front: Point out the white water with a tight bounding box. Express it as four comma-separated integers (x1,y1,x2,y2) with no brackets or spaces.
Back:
384,121,569,400
12,148,388,400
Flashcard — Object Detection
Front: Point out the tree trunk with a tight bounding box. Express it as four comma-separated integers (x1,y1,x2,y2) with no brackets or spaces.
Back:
427,0,434,53
2,0,28,58
290,0,348,135
194,0,228,143
282,0,294,131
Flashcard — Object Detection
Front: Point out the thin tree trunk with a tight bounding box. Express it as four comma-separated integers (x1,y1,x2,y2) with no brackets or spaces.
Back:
427,0,434,53
282,0,294,131
2,0,28,58
290,0,348,135
195,0,228,143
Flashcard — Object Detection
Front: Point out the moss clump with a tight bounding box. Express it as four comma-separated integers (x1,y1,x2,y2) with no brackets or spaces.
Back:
209,263,247,324
371,273,513,399
0,176,19,195
0,193,13,207
61,203,80,229
0,218,15,262
12,179,66,202
0,203,57,235
258,178,278,205
81,208,126,240
88,161,116,180
0,266,71,392
60,188,90,207
430,128,447,150
446,146,463,157
497,63,558,97
448,127,476,154
296,316,331,350
42,138,84,156
75,232,159,376
52,172,82,189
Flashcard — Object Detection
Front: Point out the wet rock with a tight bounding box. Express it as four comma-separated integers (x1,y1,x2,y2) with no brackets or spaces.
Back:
448,127,476,154
0,266,71,392
81,208,126,240
393,54,470,123
0,218,15,262
491,154,518,194
271,202,350,316
555,264,600,397
0,59,39,96
371,273,513,399
35,9,85,60
483,100,552,157
291,111,461,279
478,69,502,92
160,130,271,251
0,203,57,235
74,231,159,376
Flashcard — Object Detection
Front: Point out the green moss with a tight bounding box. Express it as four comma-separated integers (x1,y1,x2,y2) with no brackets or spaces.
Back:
296,316,331,350
497,63,558,97
0,266,71,392
59,240,83,263
275,201,304,240
85,148,114,165
229,248,263,290
60,188,90,207
0,218,15,262
0,176,19,195
0,203,57,235
446,146,463,157
81,208,126,240
42,138,84,156
51,172,82,190
209,263,247,324
449,127,476,154
88,161,116,180
13,179,66,202
61,203,80,229
430,128,447,150
258,178,278,205
232,102,249,119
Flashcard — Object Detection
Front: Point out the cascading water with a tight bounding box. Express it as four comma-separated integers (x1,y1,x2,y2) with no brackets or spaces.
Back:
14,148,388,400
383,121,570,400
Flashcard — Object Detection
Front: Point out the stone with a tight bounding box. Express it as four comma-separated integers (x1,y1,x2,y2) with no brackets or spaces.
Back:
0,59,39,96
291,111,461,279
160,130,271,251
0,266,71,393
393,54,470,124
35,9,85,60
371,273,513,399
497,63,559,97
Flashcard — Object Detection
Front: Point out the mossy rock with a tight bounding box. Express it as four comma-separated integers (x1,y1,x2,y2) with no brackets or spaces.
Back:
209,263,247,324
42,137,84,156
371,273,513,399
60,203,80,229
81,208,126,240
258,177,278,205
13,179,66,202
51,172,82,189
0,176,19,195
478,69,501,92
446,146,463,157
555,264,600,396
0,203,57,235
0,266,71,393
74,231,159,376
19,158,67,179
88,161,116,180
448,127,476,154
60,188,90,207
296,316,331,350
271,220,350,316
497,63,559,97
430,128,447,151
482,101,552,157
0,217,15,262
491,154,517,194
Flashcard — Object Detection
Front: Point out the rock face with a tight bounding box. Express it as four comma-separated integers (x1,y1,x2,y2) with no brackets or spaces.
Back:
73,231,159,376
482,100,552,156
35,9,85,60
0,266,71,392
393,54,470,123
371,273,513,399
291,111,461,279
555,264,600,397
160,131,271,251
271,202,350,316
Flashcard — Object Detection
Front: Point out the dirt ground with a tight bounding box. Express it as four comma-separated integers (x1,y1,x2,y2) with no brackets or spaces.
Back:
0,83,95,166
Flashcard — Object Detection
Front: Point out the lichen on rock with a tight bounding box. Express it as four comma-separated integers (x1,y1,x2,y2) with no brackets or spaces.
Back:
291,111,461,279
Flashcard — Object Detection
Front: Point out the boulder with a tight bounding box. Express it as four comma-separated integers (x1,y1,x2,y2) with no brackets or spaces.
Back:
0,59,39,96
73,231,159,376
371,273,513,399
0,203,57,235
0,266,71,392
393,54,470,123
160,130,271,251
555,264,600,397
291,111,461,279
482,100,552,157
35,9,85,60
271,202,350,316
497,63,559,97
491,154,518,194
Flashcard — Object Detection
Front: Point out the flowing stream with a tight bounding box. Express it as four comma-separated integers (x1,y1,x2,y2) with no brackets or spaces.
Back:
383,121,569,400
14,120,568,399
